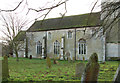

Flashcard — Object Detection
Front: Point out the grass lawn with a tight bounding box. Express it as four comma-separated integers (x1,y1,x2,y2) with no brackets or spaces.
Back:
8,57,119,82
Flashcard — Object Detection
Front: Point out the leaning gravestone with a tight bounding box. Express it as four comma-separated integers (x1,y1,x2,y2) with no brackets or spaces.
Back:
2,56,9,81
113,64,120,82
75,63,85,77
81,53,100,82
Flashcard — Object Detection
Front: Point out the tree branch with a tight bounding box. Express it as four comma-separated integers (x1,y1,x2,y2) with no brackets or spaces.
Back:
0,0,24,12
27,0,68,13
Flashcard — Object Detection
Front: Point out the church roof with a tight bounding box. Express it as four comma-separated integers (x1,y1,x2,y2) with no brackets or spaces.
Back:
14,31,26,41
27,12,101,32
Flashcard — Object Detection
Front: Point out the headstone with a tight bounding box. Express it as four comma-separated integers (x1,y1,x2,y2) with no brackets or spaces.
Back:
53,59,57,64
59,54,61,60
66,52,71,62
113,65,120,82
68,56,71,62
83,56,85,61
30,55,32,59
81,53,100,82
46,57,51,68
66,52,70,57
2,56,9,81
56,61,59,65
72,57,75,62
75,63,85,77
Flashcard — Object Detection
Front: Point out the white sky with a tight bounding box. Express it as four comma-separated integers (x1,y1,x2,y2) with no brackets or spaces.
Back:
0,0,101,19
0,0,101,41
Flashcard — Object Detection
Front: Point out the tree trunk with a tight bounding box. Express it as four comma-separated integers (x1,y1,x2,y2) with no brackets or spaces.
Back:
15,49,19,61
25,37,28,58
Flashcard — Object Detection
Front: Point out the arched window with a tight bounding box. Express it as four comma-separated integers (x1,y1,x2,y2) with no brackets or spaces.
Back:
68,31,72,39
54,40,60,54
36,41,42,54
78,39,86,54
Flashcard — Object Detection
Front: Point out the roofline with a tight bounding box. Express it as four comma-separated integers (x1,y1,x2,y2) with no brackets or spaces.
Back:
27,25,101,32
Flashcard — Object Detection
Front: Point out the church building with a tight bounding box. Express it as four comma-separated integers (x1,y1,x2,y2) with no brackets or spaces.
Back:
25,12,106,61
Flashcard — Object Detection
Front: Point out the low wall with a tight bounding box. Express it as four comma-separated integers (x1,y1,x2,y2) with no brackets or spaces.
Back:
106,43,119,58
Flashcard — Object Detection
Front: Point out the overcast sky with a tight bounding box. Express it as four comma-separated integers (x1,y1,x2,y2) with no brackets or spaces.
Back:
0,0,101,41
0,0,101,19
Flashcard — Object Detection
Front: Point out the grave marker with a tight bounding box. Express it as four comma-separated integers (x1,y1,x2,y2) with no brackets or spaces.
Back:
66,52,71,62
113,65,120,82
30,55,32,59
81,53,100,82
75,63,85,77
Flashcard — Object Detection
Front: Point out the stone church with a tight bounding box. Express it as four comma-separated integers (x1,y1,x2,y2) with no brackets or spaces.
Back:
15,0,119,61
24,12,106,61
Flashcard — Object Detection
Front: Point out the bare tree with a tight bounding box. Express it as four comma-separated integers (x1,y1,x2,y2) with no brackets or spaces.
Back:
0,0,24,12
0,0,68,61
101,1,119,33
2,0,119,35
0,13,28,61
0,0,68,19
91,0,120,39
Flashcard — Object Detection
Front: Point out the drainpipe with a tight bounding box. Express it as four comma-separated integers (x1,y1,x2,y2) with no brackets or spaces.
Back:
105,32,107,61
74,28,76,60
45,31,47,58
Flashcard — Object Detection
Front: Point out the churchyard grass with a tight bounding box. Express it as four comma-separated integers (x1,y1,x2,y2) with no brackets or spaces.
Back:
8,57,119,81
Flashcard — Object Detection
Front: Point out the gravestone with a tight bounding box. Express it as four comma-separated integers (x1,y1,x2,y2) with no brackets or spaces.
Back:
53,59,57,64
68,56,71,62
72,57,75,62
46,57,51,68
2,56,9,81
75,63,85,77
81,53,100,82
83,56,85,61
30,55,32,59
113,65,120,82
66,52,71,62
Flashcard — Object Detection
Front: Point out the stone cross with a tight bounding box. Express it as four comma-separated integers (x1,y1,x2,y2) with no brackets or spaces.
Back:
75,63,85,77
81,53,100,82
113,64,120,82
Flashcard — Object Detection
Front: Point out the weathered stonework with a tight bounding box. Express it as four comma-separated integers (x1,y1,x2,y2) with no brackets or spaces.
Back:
26,27,105,61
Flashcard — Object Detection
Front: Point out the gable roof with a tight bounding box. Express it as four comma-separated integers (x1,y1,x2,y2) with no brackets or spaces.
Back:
27,12,101,32
14,31,26,41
